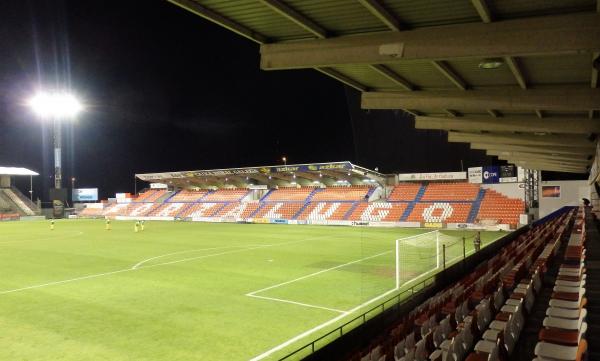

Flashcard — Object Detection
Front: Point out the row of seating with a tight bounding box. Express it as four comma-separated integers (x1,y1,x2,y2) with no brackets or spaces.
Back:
98,199,522,225
477,190,525,226
421,183,480,202
347,208,577,361
534,208,587,361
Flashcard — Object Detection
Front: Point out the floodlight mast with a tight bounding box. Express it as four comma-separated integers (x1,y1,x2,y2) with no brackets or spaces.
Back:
27,91,82,190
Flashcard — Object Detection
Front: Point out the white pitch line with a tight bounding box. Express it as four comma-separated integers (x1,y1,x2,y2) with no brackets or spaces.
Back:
248,287,399,361
247,294,346,313
131,244,266,269
246,250,392,296
0,235,336,295
0,268,132,295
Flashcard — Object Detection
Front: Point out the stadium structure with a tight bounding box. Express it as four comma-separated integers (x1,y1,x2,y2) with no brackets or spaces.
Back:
3,1,600,361
77,162,526,230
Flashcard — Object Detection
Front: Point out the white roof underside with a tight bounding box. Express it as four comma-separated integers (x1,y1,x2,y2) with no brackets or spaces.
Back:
0,167,39,176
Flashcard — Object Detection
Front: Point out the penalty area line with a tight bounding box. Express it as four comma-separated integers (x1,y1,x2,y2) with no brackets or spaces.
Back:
248,286,399,361
246,250,392,296
247,294,346,313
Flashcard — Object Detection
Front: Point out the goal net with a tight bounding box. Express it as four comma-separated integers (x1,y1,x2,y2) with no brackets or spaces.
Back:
395,230,465,289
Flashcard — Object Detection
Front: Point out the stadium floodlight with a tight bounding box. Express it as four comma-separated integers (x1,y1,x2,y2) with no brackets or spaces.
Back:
27,91,83,119
26,90,84,207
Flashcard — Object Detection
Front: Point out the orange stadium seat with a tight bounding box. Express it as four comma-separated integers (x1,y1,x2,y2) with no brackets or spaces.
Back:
202,189,250,202
134,189,167,202
147,202,188,217
168,190,208,202
420,182,480,201
406,202,472,223
347,202,408,222
477,190,525,227
388,183,421,201
311,186,371,202
296,202,354,221
212,201,261,218
263,187,316,202
252,202,305,219
179,202,221,218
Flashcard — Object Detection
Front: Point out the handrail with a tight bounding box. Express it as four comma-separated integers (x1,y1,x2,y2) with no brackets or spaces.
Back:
278,273,437,361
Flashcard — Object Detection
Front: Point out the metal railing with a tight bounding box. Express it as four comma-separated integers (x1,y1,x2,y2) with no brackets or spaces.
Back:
278,273,438,361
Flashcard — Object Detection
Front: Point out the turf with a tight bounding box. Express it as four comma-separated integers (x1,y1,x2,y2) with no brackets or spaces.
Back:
0,220,506,361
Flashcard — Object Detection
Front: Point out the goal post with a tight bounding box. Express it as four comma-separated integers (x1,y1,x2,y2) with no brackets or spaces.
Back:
395,230,464,290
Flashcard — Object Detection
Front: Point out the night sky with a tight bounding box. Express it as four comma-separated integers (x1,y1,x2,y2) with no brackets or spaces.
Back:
0,0,580,202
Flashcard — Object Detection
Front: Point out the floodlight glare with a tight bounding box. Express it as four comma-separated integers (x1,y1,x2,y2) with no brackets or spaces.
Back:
28,92,83,119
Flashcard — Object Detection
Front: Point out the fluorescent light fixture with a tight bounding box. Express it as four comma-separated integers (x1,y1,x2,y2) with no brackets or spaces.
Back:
28,91,83,119
478,58,504,69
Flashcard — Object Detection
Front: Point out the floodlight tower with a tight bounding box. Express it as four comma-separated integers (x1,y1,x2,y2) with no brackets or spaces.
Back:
27,91,83,190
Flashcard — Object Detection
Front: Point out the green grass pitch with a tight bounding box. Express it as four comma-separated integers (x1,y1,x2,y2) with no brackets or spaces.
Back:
0,220,506,361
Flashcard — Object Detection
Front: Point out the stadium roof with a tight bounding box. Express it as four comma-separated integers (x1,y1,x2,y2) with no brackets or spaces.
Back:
168,0,600,174
136,161,386,188
0,167,39,176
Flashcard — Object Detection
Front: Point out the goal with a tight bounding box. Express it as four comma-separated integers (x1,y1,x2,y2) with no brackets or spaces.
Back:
394,230,465,289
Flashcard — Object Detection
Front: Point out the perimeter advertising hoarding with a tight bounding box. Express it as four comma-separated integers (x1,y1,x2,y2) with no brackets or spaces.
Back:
541,185,561,198
468,167,483,183
72,188,98,202
398,171,466,181
499,165,517,183
136,162,354,181
482,166,500,184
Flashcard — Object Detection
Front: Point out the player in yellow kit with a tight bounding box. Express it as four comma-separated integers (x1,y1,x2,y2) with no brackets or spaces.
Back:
50,219,55,231
105,218,111,230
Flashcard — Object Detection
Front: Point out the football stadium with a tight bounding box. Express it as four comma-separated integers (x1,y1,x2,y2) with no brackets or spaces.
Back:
1,1,600,361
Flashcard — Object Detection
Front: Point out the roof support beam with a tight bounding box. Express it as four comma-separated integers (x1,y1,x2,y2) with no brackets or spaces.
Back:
315,67,368,92
487,150,591,163
358,0,402,31
258,0,327,39
260,13,600,70
487,109,501,117
511,162,588,173
415,115,600,135
403,109,422,117
361,86,600,111
505,56,527,89
470,0,492,23
431,61,468,90
471,143,595,156
509,158,589,169
443,109,460,117
294,172,321,182
507,159,588,172
369,64,414,90
448,131,596,148
505,157,589,168
593,52,599,88
168,0,268,44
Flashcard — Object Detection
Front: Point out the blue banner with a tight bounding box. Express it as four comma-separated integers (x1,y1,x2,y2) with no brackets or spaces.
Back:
482,166,499,183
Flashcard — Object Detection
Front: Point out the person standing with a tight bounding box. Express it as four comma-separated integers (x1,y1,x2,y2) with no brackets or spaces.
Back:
474,231,481,252
105,218,111,231
50,219,55,231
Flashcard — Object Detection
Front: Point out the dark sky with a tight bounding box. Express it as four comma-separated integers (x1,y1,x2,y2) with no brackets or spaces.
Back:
0,0,580,201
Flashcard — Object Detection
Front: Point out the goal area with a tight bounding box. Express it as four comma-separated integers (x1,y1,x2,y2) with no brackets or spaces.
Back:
395,230,468,289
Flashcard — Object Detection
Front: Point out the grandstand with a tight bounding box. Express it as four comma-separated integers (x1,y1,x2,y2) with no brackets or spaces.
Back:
0,167,40,218
80,162,526,229
299,206,588,361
